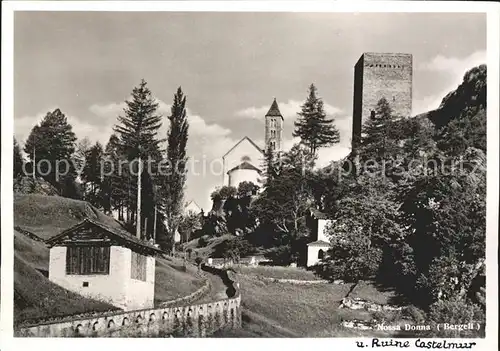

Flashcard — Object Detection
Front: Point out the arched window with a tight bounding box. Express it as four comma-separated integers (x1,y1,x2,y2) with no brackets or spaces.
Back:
318,249,325,260
370,110,375,119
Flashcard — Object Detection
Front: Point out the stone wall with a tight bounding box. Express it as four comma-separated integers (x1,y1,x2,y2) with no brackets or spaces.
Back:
16,265,241,337
207,256,271,268
15,295,241,337
352,52,413,150
361,53,412,119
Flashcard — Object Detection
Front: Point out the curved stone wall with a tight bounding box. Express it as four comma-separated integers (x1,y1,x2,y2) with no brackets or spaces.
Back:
16,295,241,337
15,265,241,337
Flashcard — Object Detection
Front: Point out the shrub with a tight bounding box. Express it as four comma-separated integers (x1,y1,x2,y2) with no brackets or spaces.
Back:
403,305,426,323
427,298,485,337
319,246,382,283
198,236,209,248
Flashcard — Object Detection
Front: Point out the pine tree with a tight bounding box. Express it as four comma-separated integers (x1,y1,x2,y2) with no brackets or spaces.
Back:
293,84,340,157
161,87,189,253
113,79,164,236
360,97,400,161
82,142,104,206
14,138,24,178
24,108,78,197
114,79,164,161
260,145,277,187
101,134,125,216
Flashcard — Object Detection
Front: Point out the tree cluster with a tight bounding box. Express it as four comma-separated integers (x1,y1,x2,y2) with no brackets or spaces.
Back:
19,80,190,252
318,66,486,316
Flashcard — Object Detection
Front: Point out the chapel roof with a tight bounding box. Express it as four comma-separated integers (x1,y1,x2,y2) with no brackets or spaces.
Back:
222,136,264,158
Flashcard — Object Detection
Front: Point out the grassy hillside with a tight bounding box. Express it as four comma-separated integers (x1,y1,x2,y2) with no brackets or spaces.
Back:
223,273,402,337
154,258,206,304
182,234,235,258
237,266,323,281
13,194,207,325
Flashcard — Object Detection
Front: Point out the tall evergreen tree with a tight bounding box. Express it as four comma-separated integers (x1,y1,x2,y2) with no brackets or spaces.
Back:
74,137,91,174
14,138,24,178
359,97,400,161
113,79,164,237
114,80,163,161
24,108,78,197
101,134,125,216
161,87,189,253
293,84,340,157
260,146,277,187
82,142,104,206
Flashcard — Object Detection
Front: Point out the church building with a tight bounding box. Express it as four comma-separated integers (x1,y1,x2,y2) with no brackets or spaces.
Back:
222,98,284,189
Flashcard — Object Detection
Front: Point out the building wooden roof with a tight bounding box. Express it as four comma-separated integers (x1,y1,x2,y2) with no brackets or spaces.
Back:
46,218,162,256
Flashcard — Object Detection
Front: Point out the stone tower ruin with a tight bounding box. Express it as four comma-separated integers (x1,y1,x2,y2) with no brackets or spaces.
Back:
352,52,413,151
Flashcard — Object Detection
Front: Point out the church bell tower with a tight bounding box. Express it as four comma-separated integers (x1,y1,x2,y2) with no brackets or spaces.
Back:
264,98,284,153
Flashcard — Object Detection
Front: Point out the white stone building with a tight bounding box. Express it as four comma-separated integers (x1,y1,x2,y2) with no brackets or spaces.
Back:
46,218,162,311
221,99,284,189
306,209,333,267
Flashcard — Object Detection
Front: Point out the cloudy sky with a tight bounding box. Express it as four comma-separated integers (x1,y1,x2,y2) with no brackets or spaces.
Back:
14,12,486,210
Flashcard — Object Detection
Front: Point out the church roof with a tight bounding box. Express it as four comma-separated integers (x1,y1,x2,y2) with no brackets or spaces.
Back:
227,161,262,174
185,200,201,210
222,136,264,158
265,98,284,119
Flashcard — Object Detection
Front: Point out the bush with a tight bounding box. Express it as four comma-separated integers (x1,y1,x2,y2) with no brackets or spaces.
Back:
264,245,295,266
403,305,426,323
198,236,209,248
427,298,485,337
319,247,382,283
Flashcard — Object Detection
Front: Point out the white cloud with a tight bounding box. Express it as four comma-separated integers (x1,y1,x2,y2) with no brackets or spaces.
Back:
414,50,486,115
420,50,486,78
88,101,126,120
